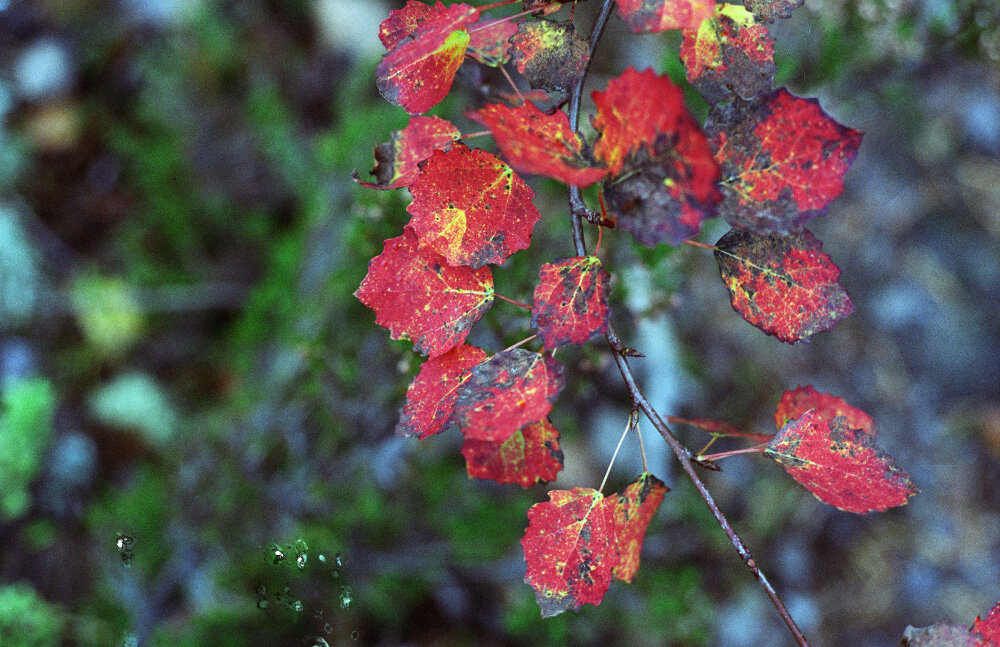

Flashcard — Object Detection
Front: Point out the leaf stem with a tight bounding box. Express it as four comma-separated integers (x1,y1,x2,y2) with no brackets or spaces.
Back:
499,64,526,104
599,413,633,493
461,129,491,140
477,0,520,12
495,292,532,310
633,410,649,473
566,2,811,645
698,443,769,463
502,334,538,353
469,7,537,34
683,238,717,250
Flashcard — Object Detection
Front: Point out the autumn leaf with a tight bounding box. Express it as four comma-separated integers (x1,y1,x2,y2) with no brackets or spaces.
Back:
396,344,488,439
615,0,716,32
354,228,494,357
378,0,435,50
467,101,608,187
523,0,577,15
765,409,917,513
901,624,983,647
453,348,564,443
407,143,540,269
667,416,773,442
974,600,1000,646
714,227,853,343
705,88,863,234
680,3,776,104
461,418,563,486
775,385,874,435
610,473,668,582
376,3,479,115
466,16,519,66
531,256,610,348
353,116,460,190
509,19,590,93
521,473,667,616
744,0,804,22
592,68,719,246
522,487,619,617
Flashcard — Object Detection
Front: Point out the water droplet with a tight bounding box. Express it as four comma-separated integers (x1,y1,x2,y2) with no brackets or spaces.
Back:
270,544,286,565
291,600,303,612
121,636,138,647
296,553,307,569
339,585,353,609
330,568,340,580
334,552,343,567
313,639,330,647
323,623,332,634
116,533,135,568
352,630,360,641
318,553,326,564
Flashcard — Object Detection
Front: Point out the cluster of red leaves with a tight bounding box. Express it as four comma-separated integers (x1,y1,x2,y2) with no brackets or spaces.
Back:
902,599,1000,646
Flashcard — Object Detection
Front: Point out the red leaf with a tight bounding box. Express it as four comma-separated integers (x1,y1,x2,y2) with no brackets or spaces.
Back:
531,256,610,348
354,228,494,357
354,116,461,190
611,473,668,582
775,385,874,436
509,19,590,93
615,0,716,32
453,348,564,443
407,143,541,269
467,17,519,66
680,3,776,104
765,409,918,513
396,344,488,439
744,0,803,22
706,89,863,234
522,487,619,617
468,102,608,187
592,68,719,246
714,227,853,343
461,418,563,486
376,3,479,115
521,473,667,616
973,600,1000,646
379,0,435,50
666,415,773,442
523,0,576,15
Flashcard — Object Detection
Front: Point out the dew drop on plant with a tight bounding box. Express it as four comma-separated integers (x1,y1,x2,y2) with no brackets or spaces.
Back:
294,538,308,569
116,533,135,568
334,551,342,567
318,553,326,564
291,599,303,612
352,630,360,641
270,544,286,565
120,635,138,647
330,569,340,580
339,585,353,609
313,639,330,647
323,623,332,634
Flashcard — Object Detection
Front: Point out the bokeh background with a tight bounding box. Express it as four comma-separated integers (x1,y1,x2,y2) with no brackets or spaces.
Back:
1,0,999,645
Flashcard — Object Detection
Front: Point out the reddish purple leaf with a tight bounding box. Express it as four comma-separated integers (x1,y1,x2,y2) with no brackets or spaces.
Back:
354,228,494,357
509,19,589,93
468,101,608,187
706,88,863,234
974,600,1000,646
765,409,918,513
379,0,435,50
744,0,803,22
396,344,488,439
531,256,610,348
615,0,716,32
715,227,853,343
467,17,519,66
453,348,564,443
407,144,541,269
461,418,563,486
610,473,668,582
354,116,461,190
775,385,874,436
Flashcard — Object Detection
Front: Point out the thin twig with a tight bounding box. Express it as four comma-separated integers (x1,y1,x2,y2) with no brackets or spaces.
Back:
495,292,533,309
565,3,810,645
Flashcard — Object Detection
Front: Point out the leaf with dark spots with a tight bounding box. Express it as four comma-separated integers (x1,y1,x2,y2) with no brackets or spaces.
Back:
354,228,494,357
353,116,461,190
467,16,519,66
610,473,668,582
705,89,862,234
680,3,776,104
509,19,589,93
531,256,610,348
973,600,1000,646
453,349,564,443
765,409,917,513
461,418,563,486
468,101,608,187
744,0,803,22
396,344,488,439
615,0,716,32
714,227,853,343
378,0,435,50
775,385,874,435
407,143,540,269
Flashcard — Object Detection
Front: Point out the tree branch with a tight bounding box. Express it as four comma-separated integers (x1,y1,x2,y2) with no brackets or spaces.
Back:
566,3,810,645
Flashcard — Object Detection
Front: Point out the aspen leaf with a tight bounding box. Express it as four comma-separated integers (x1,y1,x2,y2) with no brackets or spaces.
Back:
706,89,863,234
610,473,668,582
353,116,460,190
775,385,874,435
461,418,563,487
974,600,1000,646
531,256,610,348
714,227,853,343
744,0,804,22
765,409,917,513
354,228,494,357
466,17,519,66
680,4,776,104
509,19,590,93
396,344,488,439
376,3,479,115
615,0,716,32
453,348,564,443
468,101,608,187
378,0,435,50
407,144,541,269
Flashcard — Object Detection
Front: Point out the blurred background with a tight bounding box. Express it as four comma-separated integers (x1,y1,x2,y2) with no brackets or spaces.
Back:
0,0,998,645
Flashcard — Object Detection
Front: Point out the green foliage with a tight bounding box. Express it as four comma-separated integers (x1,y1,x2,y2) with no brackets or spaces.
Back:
0,583,64,647
0,378,55,519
